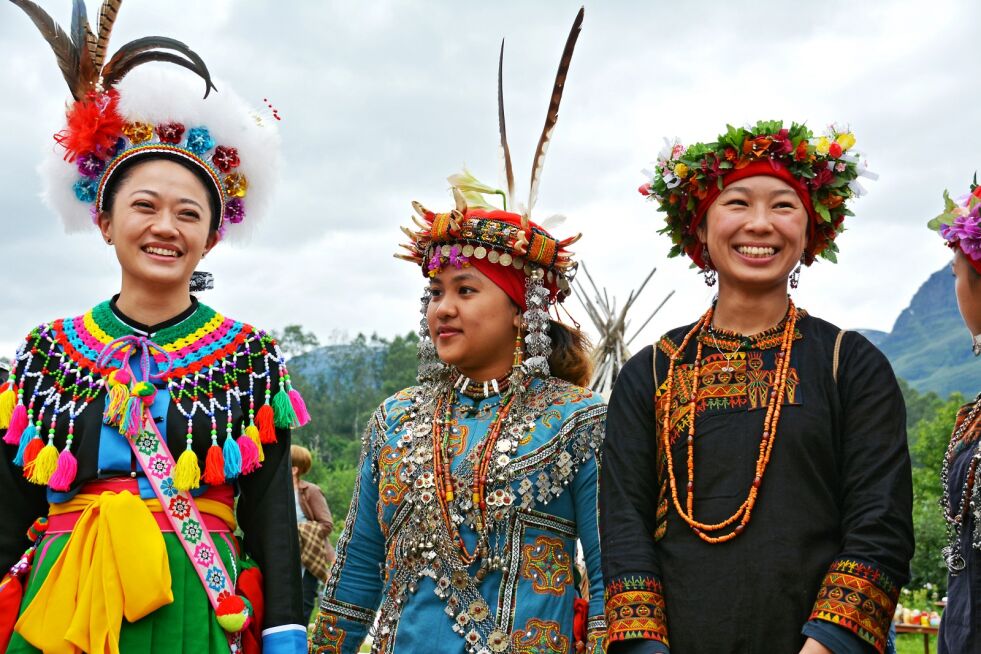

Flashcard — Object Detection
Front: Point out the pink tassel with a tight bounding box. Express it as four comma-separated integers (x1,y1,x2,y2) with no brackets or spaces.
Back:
3,405,28,445
237,434,260,474
288,389,311,427
48,448,78,491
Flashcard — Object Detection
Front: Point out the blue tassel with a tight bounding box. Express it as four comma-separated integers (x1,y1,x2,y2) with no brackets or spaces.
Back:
13,424,37,467
223,433,242,480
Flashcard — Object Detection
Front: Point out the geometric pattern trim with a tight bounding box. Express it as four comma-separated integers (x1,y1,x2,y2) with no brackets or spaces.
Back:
604,574,668,645
808,558,900,654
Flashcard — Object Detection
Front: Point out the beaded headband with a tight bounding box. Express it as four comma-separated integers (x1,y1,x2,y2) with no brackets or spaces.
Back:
14,0,279,241
639,120,877,268
928,177,981,273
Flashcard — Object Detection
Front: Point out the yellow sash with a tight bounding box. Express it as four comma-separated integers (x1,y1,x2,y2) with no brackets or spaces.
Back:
14,490,235,654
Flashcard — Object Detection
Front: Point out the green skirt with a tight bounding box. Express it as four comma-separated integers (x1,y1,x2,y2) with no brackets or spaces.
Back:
7,531,239,654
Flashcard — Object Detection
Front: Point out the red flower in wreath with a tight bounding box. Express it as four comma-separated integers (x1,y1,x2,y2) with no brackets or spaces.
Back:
212,146,240,173
794,140,810,162
156,122,186,144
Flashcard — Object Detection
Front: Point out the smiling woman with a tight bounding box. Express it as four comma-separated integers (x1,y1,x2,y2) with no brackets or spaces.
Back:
0,3,309,654
601,121,914,654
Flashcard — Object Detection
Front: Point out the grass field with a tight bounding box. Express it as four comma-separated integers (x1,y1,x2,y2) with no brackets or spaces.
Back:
896,633,938,654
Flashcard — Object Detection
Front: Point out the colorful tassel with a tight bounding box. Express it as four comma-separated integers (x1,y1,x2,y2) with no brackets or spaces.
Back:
48,448,78,491
222,434,242,480
103,370,131,426
27,441,59,485
3,405,28,445
13,425,37,467
174,448,201,491
202,444,225,485
21,435,44,470
0,386,16,430
271,387,297,429
255,404,277,444
27,517,48,542
245,425,264,463
289,389,311,427
237,433,260,475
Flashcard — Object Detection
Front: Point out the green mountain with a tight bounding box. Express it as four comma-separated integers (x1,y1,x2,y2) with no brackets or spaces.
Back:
875,266,981,398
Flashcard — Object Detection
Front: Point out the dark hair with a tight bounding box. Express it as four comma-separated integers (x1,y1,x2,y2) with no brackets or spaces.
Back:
102,153,222,231
547,320,593,388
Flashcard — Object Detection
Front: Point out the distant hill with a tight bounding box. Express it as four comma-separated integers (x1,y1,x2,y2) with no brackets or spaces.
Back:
874,267,981,398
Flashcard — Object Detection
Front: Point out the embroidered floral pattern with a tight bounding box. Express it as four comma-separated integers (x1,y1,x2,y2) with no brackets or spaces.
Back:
378,445,409,506
168,496,192,520
520,535,573,595
310,613,346,653
511,618,569,653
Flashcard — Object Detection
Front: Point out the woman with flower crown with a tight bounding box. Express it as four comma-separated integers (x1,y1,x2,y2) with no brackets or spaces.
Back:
0,3,308,653
309,11,607,654
930,180,981,652
600,122,914,654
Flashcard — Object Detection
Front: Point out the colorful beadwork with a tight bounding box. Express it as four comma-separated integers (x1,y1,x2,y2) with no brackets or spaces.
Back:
1,300,306,490
809,558,899,653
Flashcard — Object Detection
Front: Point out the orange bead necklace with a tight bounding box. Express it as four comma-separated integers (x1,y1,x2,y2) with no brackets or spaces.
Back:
660,300,798,543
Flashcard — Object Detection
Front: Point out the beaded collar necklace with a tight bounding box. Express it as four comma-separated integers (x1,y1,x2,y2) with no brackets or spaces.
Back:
941,394,981,574
453,372,512,400
660,300,799,543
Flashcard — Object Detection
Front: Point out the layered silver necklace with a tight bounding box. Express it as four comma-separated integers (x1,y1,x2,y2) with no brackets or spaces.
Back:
941,394,981,574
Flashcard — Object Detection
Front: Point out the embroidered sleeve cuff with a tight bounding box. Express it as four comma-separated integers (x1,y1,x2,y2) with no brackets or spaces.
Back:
585,615,608,654
604,574,669,646
808,558,899,654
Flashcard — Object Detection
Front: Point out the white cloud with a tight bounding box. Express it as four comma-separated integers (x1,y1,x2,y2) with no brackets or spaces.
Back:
1,0,978,355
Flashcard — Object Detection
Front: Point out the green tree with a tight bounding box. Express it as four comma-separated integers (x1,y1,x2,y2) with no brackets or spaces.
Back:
272,324,320,359
906,393,964,590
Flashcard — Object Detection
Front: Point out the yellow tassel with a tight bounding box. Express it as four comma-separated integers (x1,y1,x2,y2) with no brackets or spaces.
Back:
174,449,201,491
0,387,16,430
28,443,59,485
103,383,130,426
245,425,264,463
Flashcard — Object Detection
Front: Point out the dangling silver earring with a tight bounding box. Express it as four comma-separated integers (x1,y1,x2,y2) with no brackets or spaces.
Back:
701,247,717,287
416,287,448,384
973,334,981,357
789,257,803,289
521,268,552,379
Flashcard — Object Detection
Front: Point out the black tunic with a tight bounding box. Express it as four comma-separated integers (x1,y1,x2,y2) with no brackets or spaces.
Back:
600,312,914,653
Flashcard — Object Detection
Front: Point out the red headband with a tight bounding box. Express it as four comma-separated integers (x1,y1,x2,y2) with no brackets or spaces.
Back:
687,160,816,269
470,258,528,310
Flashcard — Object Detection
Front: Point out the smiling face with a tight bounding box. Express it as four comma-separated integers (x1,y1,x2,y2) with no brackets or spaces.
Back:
98,158,218,292
699,175,809,293
426,265,521,380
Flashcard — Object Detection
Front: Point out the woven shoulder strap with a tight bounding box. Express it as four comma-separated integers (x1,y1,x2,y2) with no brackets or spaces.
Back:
833,329,847,384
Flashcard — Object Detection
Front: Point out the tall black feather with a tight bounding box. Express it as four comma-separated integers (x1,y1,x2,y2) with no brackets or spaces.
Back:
71,0,98,90
10,0,81,98
527,6,584,213
102,36,215,97
497,38,515,211
94,0,122,72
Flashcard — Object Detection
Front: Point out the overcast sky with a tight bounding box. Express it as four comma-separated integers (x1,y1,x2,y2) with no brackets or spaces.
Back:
1,0,977,356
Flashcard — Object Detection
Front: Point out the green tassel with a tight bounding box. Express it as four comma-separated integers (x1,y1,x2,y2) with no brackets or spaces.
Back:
271,388,297,429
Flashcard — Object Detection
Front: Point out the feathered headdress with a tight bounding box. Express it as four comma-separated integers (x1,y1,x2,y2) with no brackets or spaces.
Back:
13,0,279,240
397,7,585,304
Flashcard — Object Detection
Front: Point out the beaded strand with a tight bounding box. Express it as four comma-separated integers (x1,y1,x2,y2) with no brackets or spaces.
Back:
660,300,798,543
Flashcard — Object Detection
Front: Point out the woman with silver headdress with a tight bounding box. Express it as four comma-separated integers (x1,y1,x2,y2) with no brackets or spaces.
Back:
310,10,607,654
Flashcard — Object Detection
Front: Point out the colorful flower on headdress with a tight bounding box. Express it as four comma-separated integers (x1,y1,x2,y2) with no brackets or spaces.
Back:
929,180,981,265
640,120,874,266
76,153,106,179
186,127,216,155
212,146,240,173
74,178,97,203
426,245,471,277
156,122,186,144
122,122,154,144
54,91,125,162
226,198,246,224
223,173,248,198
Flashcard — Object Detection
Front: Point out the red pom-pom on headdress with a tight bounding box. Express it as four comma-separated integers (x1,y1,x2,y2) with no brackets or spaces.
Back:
54,90,125,163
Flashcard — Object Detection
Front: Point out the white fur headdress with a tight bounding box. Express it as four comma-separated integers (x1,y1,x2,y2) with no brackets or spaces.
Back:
14,0,279,242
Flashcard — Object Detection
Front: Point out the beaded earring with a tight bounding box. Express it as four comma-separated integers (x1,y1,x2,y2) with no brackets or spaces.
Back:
522,269,552,379
416,287,448,384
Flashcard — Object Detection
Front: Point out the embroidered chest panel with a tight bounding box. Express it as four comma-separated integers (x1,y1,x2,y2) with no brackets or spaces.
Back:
362,380,604,652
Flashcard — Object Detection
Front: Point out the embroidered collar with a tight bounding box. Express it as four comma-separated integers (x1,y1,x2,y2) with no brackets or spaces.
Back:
697,308,808,352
